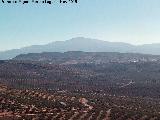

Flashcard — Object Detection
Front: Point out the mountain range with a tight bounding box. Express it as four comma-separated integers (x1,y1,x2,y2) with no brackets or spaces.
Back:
1,37,160,60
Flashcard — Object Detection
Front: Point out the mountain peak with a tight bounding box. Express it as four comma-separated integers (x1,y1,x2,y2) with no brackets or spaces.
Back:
67,37,100,42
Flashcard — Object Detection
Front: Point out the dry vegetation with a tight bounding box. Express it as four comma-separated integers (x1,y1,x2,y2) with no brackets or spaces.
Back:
1,52,160,119
1,84,160,120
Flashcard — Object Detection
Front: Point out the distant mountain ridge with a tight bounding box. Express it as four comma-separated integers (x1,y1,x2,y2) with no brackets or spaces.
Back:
1,37,160,60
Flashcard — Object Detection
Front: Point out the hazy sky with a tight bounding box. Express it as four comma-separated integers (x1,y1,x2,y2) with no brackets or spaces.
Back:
0,0,160,51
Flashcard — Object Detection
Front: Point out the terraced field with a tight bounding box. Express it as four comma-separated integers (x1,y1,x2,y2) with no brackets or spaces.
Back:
1,84,160,120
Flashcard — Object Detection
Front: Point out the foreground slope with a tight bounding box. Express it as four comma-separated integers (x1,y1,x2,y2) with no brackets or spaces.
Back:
1,84,160,120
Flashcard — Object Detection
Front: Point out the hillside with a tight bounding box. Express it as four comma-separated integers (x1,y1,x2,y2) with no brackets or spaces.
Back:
1,52,160,119
13,51,160,64
1,83,160,120
1,59,160,98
